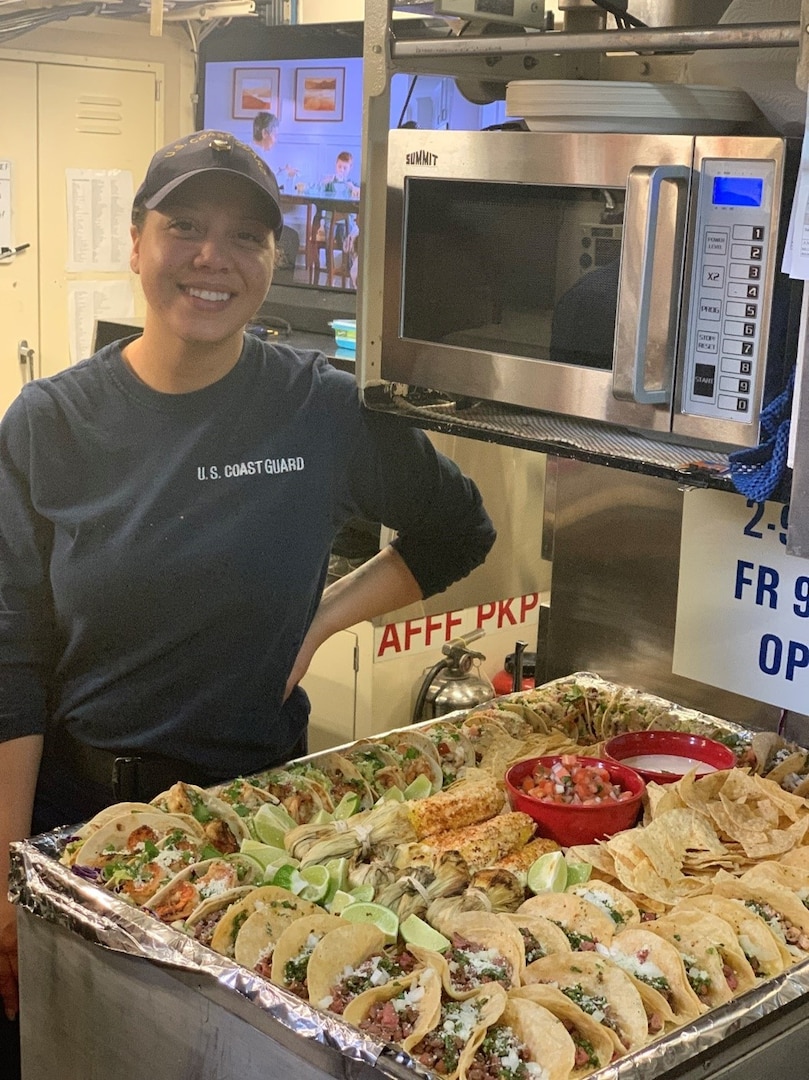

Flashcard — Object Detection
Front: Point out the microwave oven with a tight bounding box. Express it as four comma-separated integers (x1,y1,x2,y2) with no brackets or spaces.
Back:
380,130,801,449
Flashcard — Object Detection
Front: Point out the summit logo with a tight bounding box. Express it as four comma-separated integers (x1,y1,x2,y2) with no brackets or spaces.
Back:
405,150,438,167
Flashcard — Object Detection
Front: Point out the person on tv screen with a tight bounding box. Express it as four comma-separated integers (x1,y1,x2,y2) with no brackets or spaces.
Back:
0,131,496,1073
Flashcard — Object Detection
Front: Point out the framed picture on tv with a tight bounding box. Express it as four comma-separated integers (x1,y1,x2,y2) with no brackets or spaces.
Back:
294,67,345,122
232,67,281,119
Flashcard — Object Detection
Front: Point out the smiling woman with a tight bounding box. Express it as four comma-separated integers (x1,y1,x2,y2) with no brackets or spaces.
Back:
0,130,496,1055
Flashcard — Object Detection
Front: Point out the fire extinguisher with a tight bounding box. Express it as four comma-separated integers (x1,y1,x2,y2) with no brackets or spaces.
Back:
492,640,536,696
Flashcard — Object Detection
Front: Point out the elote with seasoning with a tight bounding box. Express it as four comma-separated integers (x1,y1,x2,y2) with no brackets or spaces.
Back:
405,772,505,839
418,811,537,872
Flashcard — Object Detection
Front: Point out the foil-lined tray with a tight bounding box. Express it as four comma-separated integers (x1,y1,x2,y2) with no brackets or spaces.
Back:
10,672,809,1080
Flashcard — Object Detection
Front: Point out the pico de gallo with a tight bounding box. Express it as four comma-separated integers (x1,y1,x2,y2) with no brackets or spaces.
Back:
521,756,635,807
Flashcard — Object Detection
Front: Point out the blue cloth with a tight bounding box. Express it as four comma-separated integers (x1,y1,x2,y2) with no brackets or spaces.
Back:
0,336,495,775
728,368,795,503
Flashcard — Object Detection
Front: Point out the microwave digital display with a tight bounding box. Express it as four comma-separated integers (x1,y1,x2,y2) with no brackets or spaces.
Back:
712,176,764,208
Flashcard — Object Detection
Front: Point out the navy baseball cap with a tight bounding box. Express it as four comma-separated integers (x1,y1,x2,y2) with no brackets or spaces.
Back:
133,131,284,238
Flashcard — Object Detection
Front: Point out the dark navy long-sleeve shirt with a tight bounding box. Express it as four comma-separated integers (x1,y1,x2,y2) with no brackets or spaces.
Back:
0,335,495,775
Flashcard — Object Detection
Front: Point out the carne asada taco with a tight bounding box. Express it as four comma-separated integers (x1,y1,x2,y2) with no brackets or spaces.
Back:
566,882,641,932
509,983,615,1077
380,729,445,794
522,951,649,1054
503,913,573,965
409,912,524,1000
209,884,322,959
308,923,421,1013
342,962,443,1051
711,874,809,963
150,782,248,853
419,721,477,785
234,901,332,978
673,895,791,979
148,854,262,923
596,927,704,1024
516,893,616,951
267,913,344,997
183,886,254,949
642,911,748,1007
457,994,576,1080
408,984,507,1080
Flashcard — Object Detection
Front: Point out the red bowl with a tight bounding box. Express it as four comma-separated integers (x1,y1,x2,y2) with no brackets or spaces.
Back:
504,755,645,847
603,729,737,785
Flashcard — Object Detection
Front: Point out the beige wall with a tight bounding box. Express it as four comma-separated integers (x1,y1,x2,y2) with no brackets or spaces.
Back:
0,15,195,140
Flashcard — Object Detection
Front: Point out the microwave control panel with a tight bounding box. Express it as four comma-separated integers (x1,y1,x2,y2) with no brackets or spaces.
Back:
681,157,777,424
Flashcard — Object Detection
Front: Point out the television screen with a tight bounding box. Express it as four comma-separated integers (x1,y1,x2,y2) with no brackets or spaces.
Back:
198,20,506,300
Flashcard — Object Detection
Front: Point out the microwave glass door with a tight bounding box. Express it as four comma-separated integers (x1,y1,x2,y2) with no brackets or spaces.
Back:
401,177,624,373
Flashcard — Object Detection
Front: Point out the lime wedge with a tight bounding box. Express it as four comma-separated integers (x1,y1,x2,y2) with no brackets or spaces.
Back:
271,863,307,895
340,902,399,942
348,883,375,904
333,792,361,820
299,864,331,903
326,857,349,897
239,838,290,870
377,786,404,804
400,913,450,953
327,889,356,915
252,803,297,846
309,809,334,826
403,774,433,801
262,855,301,883
527,850,569,895
565,860,593,888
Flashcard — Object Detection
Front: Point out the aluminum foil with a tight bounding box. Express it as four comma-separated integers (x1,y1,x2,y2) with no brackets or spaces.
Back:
9,673,809,1080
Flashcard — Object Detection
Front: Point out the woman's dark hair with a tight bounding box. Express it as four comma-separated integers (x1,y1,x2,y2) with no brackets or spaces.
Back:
253,112,279,143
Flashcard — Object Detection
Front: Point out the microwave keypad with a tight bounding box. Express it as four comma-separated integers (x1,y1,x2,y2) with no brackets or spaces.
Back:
682,159,775,425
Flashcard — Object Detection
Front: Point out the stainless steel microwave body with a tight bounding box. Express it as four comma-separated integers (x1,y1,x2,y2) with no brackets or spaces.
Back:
382,130,799,449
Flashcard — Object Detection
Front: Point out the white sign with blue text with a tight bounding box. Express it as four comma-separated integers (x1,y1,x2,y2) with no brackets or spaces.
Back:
674,488,809,710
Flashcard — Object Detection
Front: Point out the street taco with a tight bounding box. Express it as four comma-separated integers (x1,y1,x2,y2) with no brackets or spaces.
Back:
148,853,261,923
211,777,280,820
597,927,704,1025
342,740,407,795
643,910,753,1006
209,884,322,959
410,912,524,1000
300,753,376,812
674,895,791,979
150,781,249,853
516,893,616,951
251,769,329,824
267,913,344,996
711,873,809,963
408,984,507,1080
418,721,477,785
566,882,641,932
457,994,576,1080
60,802,166,866
73,810,205,867
509,983,615,1077
342,962,443,1052
308,924,420,1013
380,729,445,794
503,912,573,965
183,886,254,949
522,951,649,1054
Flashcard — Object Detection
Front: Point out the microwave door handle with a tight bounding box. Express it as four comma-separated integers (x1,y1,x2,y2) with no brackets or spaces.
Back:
613,163,690,405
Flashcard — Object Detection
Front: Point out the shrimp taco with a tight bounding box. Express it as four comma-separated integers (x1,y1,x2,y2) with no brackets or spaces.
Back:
59,802,167,866
596,927,704,1025
342,962,443,1051
408,984,507,1080
509,983,615,1077
419,721,477,785
409,912,524,1000
308,923,421,1013
209,884,322,959
147,853,262,923
211,777,280,820
517,893,616,951
673,895,791,979
643,910,753,1007
522,951,649,1055
379,729,445,794
457,994,576,1080
267,913,344,997
150,781,248,853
